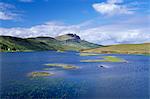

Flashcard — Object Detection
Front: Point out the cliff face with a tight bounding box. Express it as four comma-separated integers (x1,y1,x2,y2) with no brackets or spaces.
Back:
55,34,81,41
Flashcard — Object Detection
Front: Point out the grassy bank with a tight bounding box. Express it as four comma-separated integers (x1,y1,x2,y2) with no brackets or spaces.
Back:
82,43,150,55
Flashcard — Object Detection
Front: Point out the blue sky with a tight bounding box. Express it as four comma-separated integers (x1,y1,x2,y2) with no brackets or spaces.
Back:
1,0,103,27
0,0,150,45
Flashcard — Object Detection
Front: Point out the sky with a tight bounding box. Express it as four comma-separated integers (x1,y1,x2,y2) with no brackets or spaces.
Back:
0,0,150,45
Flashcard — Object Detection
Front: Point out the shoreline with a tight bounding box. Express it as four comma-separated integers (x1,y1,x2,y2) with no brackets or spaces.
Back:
0,50,149,55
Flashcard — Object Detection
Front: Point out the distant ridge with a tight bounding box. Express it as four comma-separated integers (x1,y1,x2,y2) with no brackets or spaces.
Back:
0,34,101,52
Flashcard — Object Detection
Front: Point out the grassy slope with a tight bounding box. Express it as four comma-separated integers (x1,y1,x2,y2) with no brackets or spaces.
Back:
28,37,100,51
0,35,100,52
60,39,100,51
55,34,100,51
0,36,54,52
27,37,66,51
82,43,150,54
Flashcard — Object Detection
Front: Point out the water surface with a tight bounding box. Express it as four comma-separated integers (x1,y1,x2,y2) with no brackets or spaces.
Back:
0,51,149,99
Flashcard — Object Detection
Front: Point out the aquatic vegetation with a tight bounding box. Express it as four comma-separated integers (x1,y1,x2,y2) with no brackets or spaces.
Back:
81,56,127,63
28,71,54,77
79,52,100,56
102,56,126,62
45,63,79,69
57,50,65,52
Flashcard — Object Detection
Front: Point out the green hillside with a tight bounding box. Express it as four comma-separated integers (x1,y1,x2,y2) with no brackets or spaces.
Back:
56,34,100,50
0,34,100,52
82,43,150,55
0,36,53,52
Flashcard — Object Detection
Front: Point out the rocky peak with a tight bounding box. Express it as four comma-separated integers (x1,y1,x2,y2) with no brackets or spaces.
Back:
55,33,81,41
67,34,80,40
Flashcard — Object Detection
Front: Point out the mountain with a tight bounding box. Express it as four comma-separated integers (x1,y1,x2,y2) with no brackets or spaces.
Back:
0,34,100,52
55,34,100,50
55,34,81,41
82,43,150,55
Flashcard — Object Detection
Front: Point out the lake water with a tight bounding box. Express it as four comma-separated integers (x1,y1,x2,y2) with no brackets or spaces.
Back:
0,51,149,99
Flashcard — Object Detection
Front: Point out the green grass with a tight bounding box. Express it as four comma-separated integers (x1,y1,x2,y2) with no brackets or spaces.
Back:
81,56,127,63
44,63,79,69
28,71,54,77
0,34,100,52
82,43,150,55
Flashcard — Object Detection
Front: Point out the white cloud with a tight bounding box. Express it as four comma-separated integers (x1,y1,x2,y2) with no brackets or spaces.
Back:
0,16,150,45
0,11,15,20
0,22,80,38
92,0,134,16
0,2,19,20
79,27,150,45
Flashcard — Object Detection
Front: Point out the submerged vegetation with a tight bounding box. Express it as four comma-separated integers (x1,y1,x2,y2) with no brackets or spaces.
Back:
45,63,79,69
28,71,54,77
81,56,127,63
28,64,78,78
57,50,65,53
101,56,127,62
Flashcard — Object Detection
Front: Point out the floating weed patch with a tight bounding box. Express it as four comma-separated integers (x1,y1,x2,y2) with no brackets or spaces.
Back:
28,71,54,77
44,64,79,69
102,56,126,62
79,53,100,56
57,50,65,53
81,56,127,63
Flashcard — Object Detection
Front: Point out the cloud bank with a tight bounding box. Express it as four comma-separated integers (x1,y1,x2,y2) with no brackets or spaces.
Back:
0,16,149,45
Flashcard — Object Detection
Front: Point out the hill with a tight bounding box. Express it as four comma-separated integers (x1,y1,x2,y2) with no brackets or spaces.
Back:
0,36,54,52
81,43,150,55
0,34,100,52
55,34,100,50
